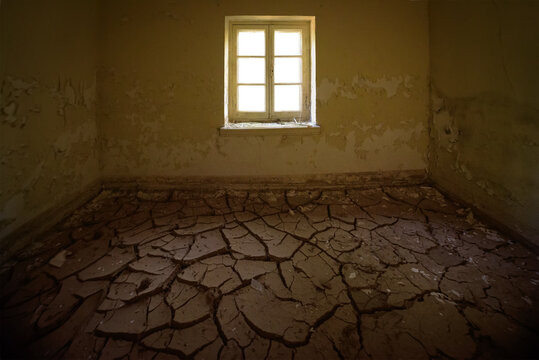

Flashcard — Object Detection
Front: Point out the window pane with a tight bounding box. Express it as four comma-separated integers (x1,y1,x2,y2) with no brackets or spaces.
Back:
238,85,265,112
274,57,301,83
238,30,265,56
237,58,265,84
274,85,301,112
274,30,301,56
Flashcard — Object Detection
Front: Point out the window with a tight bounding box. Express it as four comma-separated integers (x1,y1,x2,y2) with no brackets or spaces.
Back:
224,16,316,128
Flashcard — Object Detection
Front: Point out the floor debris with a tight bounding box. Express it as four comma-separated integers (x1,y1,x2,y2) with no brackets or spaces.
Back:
0,186,538,359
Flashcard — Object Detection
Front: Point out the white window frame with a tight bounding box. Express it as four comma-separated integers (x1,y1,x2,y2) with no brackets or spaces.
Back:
224,16,316,126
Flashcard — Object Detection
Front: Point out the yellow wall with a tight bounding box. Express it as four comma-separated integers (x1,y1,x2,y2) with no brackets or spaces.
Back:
98,0,430,178
429,0,539,242
2,0,537,247
0,0,100,241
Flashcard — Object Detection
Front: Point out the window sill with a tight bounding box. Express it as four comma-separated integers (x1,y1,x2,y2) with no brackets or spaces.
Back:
220,122,320,136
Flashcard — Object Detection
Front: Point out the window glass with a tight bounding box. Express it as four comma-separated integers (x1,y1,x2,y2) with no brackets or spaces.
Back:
237,30,265,56
238,85,265,112
274,30,301,56
238,58,265,84
274,57,302,83
274,85,301,111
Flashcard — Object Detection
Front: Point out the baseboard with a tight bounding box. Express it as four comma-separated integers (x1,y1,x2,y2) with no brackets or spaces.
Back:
102,169,428,191
0,169,427,264
432,181,539,252
3,169,534,264
0,180,103,264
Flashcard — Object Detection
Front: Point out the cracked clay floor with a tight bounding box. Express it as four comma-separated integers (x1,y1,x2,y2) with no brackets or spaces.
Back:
1,186,538,360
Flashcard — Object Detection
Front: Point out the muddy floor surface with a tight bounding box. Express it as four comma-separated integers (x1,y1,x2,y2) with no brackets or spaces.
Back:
1,186,538,359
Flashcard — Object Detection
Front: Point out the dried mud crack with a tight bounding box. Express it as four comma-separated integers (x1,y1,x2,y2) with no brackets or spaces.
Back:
0,186,538,359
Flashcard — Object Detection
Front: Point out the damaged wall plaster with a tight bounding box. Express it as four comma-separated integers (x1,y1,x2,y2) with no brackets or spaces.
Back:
0,0,100,245
2,0,536,251
98,0,430,178
429,0,539,244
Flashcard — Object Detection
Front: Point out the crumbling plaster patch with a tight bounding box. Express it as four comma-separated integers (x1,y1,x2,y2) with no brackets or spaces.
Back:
97,0,430,180
428,87,539,241
430,87,537,202
0,74,100,240
98,69,428,178
318,75,414,105
428,0,538,244
101,128,427,178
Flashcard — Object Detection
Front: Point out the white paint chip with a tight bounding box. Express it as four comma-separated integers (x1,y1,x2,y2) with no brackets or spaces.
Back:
49,250,68,268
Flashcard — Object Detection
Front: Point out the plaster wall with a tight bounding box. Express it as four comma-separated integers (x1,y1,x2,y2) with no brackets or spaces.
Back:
429,0,539,243
98,0,430,179
0,0,100,243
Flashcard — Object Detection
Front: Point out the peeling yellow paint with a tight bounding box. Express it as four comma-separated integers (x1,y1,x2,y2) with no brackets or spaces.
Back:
0,0,100,241
1,0,432,246
429,0,539,243
98,0,430,178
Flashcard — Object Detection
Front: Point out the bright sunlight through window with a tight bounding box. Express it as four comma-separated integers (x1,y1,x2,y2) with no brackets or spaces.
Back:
225,16,315,125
